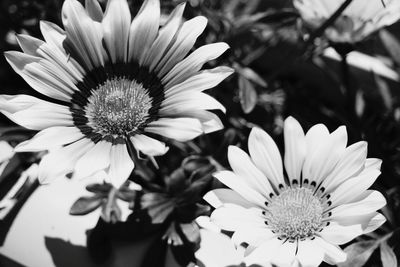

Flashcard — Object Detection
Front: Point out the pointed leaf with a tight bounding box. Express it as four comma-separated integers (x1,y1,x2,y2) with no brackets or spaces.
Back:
238,76,257,114
380,241,397,267
69,196,103,216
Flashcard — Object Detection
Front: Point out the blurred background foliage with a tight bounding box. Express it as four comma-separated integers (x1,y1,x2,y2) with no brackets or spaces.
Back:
1,0,400,266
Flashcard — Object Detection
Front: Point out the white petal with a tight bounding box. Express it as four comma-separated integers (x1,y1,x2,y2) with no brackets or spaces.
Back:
332,211,386,234
163,43,230,87
248,127,285,189
322,141,367,191
364,158,382,171
85,0,103,21
4,52,74,101
102,0,131,63
362,212,386,234
305,124,329,153
283,116,306,181
15,126,84,152
165,66,234,97
145,3,185,71
204,188,256,209
244,238,282,266
271,241,297,266
128,0,160,64
130,134,169,156
196,229,243,267
145,117,203,142
318,222,363,245
107,142,134,188
0,94,73,130
228,146,274,198
62,0,106,69
210,204,265,232
296,239,324,267
232,227,275,247
330,190,386,218
38,138,94,183
213,171,266,207
303,126,347,184
155,16,208,77
329,169,381,206
159,92,226,114
173,110,223,134
74,139,112,179
314,237,347,265
40,20,66,49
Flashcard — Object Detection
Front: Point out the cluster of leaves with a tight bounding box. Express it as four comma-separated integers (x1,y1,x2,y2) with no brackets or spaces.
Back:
1,0,400,266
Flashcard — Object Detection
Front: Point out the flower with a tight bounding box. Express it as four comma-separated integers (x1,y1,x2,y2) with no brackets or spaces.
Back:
294,0,400,43
1,0,233,187
205,117,387,267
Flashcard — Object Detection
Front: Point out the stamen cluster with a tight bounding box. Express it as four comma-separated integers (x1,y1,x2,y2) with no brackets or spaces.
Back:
85,77,153,136
263,187,323,241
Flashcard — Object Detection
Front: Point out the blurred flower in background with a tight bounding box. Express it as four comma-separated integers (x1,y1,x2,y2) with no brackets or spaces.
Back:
294,0,400,44
0,0,232,188
0,141,14,176
206,117,387,266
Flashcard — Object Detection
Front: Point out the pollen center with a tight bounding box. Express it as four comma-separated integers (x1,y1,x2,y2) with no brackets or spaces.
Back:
85,77,153,136
264,188,323,241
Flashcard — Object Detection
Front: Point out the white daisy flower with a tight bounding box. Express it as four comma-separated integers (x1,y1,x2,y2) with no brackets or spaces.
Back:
0,0,233,187
205,116,387,267
294,0,400,43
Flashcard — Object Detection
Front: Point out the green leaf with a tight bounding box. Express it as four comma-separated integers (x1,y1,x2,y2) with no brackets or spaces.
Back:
337,240,380,267
380,241,398,267
69,196,103,216
380,29,400,66
238,76,257,114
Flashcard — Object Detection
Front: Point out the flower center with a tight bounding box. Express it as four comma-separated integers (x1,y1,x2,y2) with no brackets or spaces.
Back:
264,188,323,241
85,77,153,136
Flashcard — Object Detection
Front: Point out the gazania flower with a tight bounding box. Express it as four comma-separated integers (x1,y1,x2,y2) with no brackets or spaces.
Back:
205,117,387,267
294,0,400,43
0,0,233,187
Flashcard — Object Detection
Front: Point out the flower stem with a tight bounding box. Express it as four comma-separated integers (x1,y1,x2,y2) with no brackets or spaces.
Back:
304,0,354,48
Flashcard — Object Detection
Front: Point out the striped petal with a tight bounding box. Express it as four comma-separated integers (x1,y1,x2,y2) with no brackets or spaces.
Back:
102,0,131,63
5,52,75,101
0,95,73,130
155,16,208,77
165,67,234,97
128,0,160,64
163,43,231,87
62,0,106,70
145,118,203,142
145,3,185,70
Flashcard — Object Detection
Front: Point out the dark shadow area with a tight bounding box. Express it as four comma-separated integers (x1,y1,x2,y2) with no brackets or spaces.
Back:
45,237,107,267
0,254,25,267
